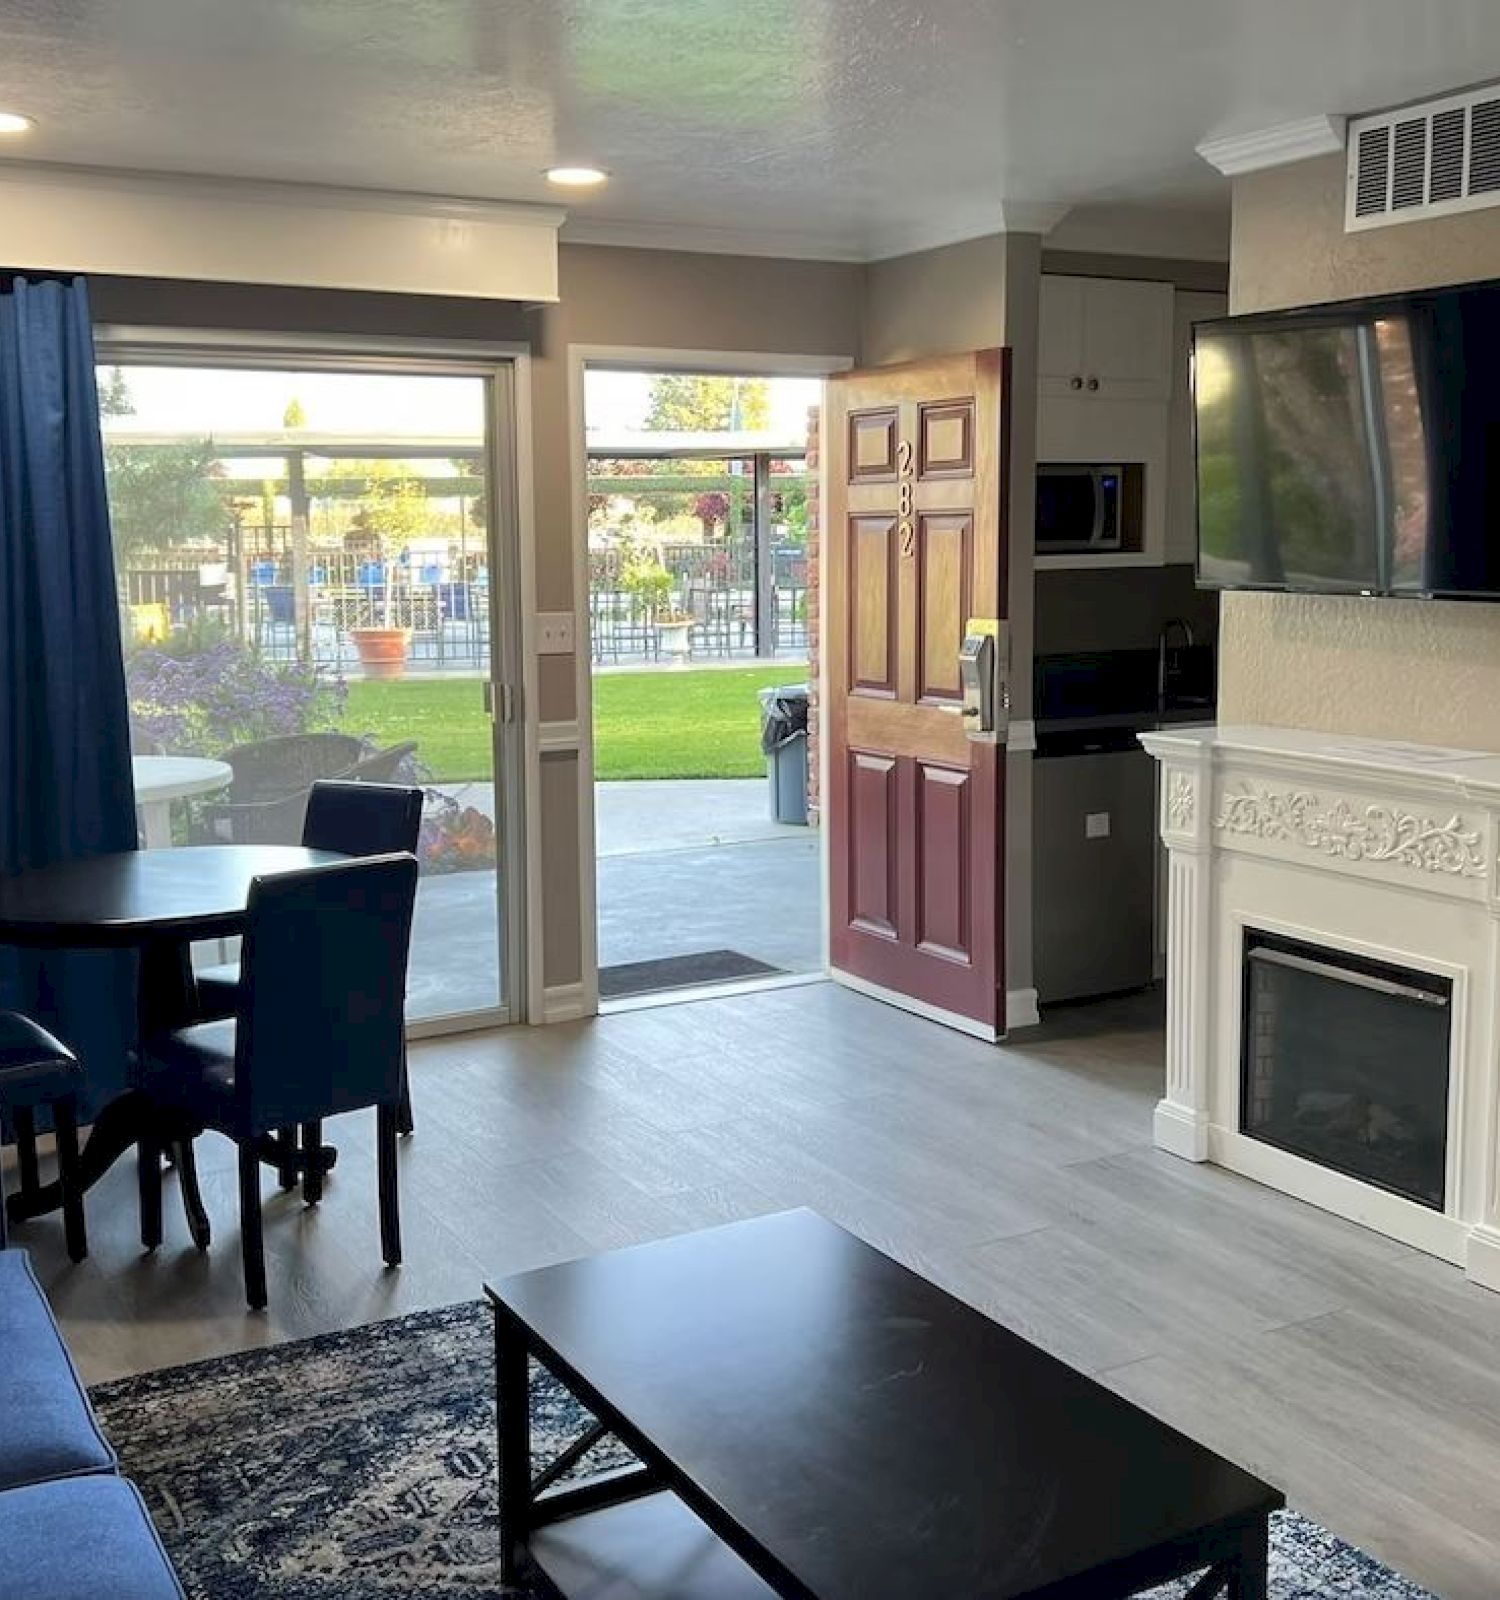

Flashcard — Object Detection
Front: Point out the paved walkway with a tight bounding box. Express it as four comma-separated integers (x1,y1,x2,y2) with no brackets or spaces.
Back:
408,777,820,1016
434,777,799,857
597,777,798,856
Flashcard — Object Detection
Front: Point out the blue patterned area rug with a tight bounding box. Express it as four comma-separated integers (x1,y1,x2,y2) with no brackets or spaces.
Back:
90,1301,1434,1599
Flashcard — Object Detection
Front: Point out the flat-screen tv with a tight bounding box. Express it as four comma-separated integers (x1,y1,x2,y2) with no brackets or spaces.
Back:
1194,278,1500,598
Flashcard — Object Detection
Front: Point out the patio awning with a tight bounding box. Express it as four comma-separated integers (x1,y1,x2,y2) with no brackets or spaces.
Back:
99,429,484,460
585,428,809,459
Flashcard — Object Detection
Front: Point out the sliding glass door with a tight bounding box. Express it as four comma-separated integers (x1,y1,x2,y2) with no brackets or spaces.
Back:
98,348,521,1026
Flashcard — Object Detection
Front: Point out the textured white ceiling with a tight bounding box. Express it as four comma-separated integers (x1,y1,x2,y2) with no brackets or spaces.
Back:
2,0,1499,260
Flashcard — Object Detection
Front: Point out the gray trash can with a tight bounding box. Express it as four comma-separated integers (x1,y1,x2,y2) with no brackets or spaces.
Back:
759,683,810,826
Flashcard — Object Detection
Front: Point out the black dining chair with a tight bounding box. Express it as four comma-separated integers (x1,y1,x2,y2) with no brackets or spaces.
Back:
195,779,424,1167
138,853,419,1310
0,1012,86,1263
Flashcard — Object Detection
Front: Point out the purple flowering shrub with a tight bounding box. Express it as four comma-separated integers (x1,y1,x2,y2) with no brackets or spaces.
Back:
126,633,348,757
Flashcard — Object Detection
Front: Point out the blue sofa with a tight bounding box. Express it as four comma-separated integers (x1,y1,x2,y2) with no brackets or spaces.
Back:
0,1250,183,1599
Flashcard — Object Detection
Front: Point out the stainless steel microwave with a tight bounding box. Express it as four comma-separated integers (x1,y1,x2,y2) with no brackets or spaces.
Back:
1036,464,1124,553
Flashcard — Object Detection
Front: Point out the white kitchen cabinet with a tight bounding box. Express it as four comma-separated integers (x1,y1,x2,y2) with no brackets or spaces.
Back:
1037,275,1088,390
1038,275,1173,403
1164,289,1229,566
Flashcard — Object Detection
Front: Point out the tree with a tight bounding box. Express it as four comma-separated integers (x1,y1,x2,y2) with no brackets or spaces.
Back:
99,368,228,557
100,366,134,418
283,396,308,429
356,474,430,627
105,441,228,557
364,474,430,550
643,375,771,433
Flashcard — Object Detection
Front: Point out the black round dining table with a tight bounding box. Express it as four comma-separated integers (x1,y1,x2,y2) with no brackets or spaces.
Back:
0,845,342,949
0,845,344,1234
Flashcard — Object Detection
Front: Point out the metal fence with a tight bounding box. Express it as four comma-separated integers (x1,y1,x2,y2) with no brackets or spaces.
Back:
122,543,493,671
585,449,812,666
123,550,812,675
587,541,808,664
123,537,809,672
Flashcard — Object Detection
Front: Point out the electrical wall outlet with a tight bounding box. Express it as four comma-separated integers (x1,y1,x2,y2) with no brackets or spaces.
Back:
537,611,575,654
1085,811,1111,839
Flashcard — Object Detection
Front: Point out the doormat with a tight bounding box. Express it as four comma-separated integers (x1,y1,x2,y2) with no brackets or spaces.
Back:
89,1301,1438,1600
599,948,783,999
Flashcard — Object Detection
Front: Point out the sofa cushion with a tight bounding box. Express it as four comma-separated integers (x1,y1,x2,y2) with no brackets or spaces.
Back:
0,1250,115,1490
0,1476,184,1598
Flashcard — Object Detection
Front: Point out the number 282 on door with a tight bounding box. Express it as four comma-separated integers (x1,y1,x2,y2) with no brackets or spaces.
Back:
897,441,915,556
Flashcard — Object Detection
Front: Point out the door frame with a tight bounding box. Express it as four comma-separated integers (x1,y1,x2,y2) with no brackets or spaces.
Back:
566,344,852,1017
95,326,538,1033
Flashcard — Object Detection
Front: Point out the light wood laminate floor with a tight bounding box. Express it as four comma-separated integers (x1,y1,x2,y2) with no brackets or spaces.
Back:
19,982,1500,1599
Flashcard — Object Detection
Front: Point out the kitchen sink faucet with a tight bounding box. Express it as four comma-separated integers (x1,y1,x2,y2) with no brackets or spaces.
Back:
1157,618,1195,713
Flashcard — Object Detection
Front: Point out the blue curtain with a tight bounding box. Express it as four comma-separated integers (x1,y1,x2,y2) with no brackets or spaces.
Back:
0,276,138,1120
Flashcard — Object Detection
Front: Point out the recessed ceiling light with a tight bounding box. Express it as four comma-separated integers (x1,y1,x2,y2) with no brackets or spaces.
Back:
0,111,35,136
545,165,608,188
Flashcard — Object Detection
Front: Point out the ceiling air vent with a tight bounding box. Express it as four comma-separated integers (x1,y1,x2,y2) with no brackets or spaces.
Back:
1353,124,1390,218
1391,118,1428,209
1346,84,1500,231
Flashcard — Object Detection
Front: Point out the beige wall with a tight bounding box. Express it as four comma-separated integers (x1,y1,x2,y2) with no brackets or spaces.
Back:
1229,153,1500,309
1220,154,1500,748
862,234,1007,366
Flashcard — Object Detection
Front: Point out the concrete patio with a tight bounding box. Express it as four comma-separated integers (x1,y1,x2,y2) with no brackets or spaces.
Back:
407,777,820,1017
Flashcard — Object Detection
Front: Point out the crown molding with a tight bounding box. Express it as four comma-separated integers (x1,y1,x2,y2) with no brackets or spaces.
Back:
563,201,1073,266
15,163,1069,269
994,200,1073,235
0,160,561,300
559,215,866,263
863,201,1071,262
1196,114,1347,177
0,159,567,228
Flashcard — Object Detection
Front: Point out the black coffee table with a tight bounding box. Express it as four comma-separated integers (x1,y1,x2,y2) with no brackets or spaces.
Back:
487,1210,1283,1600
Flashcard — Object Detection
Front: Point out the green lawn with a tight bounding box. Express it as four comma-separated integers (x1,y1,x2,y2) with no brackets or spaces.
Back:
344,665,808,782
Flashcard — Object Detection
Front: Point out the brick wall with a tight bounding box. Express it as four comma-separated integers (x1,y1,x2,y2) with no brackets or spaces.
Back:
804,403,821,826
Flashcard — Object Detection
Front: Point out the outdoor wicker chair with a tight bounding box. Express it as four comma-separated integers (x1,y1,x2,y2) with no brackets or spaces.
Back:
345,741,419,785
206,734,420,844
202,732,378,845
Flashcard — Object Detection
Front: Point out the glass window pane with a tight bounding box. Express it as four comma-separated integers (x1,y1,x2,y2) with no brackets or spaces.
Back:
102,362,504,1021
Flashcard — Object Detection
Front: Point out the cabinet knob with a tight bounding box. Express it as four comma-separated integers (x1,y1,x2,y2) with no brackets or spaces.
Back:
1069,375,1083,391
1087,377,1100,392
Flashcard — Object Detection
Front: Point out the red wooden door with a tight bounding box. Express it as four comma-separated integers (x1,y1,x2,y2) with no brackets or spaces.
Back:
825,350,1009,1037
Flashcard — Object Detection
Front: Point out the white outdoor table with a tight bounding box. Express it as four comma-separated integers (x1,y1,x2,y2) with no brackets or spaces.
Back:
131,756,232,849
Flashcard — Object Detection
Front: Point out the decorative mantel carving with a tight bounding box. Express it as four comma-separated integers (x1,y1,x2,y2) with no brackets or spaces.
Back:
1212,784,1486,879
1166,772,1196,829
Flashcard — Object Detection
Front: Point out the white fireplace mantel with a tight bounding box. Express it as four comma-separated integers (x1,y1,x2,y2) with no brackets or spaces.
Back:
1140,723,1500,1290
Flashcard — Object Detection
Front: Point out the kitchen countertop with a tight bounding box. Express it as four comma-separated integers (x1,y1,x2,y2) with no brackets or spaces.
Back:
1034,705,1214,737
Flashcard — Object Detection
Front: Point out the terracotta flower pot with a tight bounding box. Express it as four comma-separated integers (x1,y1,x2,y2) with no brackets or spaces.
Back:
350,626,412,680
